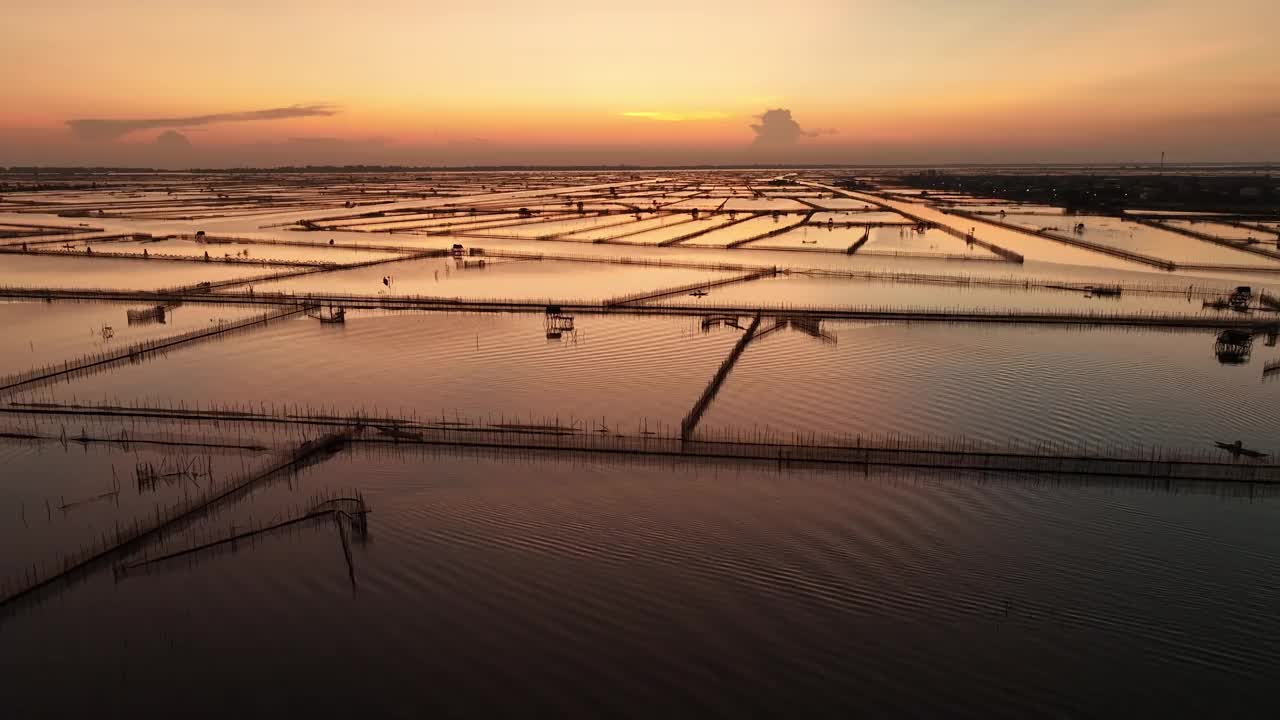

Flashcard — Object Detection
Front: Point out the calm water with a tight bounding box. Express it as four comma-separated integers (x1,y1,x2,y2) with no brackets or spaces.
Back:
700,322,1280,449
1000,214,1280,266
0,301,265,376
13,312,740,432
3,447,1279,717
9,311,1278,452
2,170,1279,717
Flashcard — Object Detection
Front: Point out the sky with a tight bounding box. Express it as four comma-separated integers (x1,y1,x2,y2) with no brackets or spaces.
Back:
3,0,1279,167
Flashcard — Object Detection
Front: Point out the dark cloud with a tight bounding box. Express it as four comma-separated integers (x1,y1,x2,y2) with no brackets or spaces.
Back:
749,108,834,146
154,130,192,150
67,104,339,142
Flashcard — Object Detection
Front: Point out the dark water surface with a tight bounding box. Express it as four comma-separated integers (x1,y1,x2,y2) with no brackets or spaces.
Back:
3,447,1279,718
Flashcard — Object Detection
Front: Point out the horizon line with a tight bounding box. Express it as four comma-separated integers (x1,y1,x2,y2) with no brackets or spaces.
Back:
4,161,1279,174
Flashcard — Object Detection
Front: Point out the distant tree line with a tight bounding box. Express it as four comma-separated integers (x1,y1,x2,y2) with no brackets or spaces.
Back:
900,171,1280,213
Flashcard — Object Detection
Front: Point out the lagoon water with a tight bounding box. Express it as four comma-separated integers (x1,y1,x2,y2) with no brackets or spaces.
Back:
2,169,1279,717
5,447,1280,717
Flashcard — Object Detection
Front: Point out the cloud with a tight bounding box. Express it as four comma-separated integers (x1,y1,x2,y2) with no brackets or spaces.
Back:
154,130,192,150
749,108,833,146
67,104,339,142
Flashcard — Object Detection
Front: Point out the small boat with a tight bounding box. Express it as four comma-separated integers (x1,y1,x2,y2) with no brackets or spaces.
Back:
1084,285,1122,298
307,304,346,324
1229,286,1253,310
127,305,168,324
376,425,423,441
1214,329,1253,364
689,289,709,297
1214,440,1268,458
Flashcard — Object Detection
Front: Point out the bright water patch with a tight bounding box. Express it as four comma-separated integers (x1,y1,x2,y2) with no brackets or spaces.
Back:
700,322,1280,450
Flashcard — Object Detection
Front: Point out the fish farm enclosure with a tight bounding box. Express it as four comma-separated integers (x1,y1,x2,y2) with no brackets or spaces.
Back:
3,167,1280,717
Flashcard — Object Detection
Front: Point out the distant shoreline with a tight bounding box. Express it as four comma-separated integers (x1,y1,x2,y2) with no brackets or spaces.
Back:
3,162,1279,174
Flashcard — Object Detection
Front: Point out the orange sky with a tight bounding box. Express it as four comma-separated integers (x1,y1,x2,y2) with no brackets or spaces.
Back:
3,0,1278,166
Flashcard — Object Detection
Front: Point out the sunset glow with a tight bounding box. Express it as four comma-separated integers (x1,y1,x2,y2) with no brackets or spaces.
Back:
4,0,1279,166
5,2,1280,713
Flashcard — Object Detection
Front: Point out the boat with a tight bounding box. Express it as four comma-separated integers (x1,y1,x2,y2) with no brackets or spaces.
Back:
1084,285,1122,298
127,305,168,324
1214,329,1253,364
1214,440,1268,458
689,289,709,297
1229,286,1253,310
307,304,346,323
376,425,423,441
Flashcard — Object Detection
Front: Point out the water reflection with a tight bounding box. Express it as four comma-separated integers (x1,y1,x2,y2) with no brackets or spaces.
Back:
1215,329,1253,364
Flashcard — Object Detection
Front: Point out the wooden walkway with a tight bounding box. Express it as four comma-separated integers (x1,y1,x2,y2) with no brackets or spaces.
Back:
0,306,306,395
0,432,350,612
3,402,1275,486
1133,218,1280,262
604,268,776,306
949,210,1175,269
0,244,340,269
0,286,1273,329
114,493,368,582
681,313,762,439
798,182,1026,263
